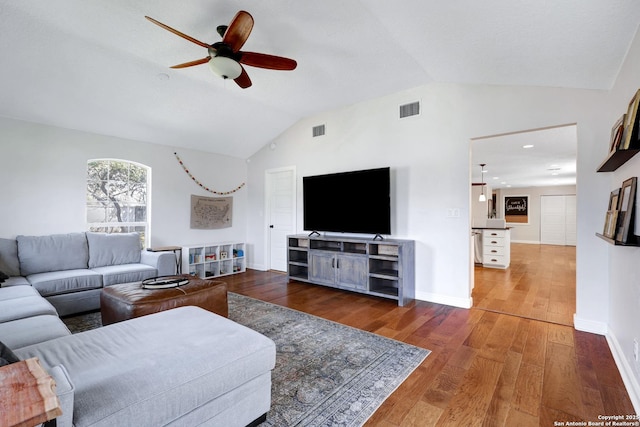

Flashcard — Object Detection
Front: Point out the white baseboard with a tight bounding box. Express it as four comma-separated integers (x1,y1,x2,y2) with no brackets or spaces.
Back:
247,263,267,271
415,291,473,309
606,329,640,415
573,314,608,335
510,239,541,245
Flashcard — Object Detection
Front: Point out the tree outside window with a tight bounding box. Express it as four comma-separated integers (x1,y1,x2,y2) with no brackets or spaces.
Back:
86,160,150,245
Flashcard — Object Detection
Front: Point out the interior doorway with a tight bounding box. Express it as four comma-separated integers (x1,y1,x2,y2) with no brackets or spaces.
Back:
470,125,577,326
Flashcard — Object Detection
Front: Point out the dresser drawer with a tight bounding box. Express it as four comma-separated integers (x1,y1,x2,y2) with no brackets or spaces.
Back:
483,254,507,267
483,246,506,256
483,236,505,247
484,229,507,238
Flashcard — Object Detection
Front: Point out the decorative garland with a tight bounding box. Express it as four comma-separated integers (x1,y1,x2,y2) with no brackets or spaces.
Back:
174,152,245,195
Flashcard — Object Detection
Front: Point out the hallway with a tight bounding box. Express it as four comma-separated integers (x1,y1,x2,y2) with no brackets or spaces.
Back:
473,243,576,326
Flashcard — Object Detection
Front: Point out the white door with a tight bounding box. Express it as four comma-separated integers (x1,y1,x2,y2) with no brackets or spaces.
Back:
540,195,576,246
540,195,566,245
266,167,296,271
565,195,576,246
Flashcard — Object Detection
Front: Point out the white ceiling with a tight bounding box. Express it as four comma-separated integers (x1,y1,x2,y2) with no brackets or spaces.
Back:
0,1,639,166
471,125,577,190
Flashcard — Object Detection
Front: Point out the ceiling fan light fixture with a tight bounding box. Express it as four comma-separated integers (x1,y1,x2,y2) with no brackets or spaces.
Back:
208,56,242,79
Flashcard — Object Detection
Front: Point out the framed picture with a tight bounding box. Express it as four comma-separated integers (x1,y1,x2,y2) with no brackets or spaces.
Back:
609,114,626,152
608,188,621,210
621,89,640,150
615,177,637,243
603,210,618,238
603,188,621,238
505,195,529,224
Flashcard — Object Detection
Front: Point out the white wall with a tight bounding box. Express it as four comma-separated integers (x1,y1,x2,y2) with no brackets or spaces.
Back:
496,185,576,243
0,117,248,247
603,24,640,411
246,82,613,317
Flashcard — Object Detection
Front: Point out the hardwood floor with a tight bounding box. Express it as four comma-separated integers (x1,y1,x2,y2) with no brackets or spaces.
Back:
224,268,636,426
473,243,576,326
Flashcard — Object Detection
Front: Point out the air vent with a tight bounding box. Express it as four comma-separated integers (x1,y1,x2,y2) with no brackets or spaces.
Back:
312,124,325,137
399,101,420,118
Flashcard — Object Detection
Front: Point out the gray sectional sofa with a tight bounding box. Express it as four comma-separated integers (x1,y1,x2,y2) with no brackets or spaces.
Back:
0,232,175,315
0,284,276,427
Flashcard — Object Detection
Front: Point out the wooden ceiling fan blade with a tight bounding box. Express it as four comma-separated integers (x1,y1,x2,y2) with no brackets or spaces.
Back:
170,57,211,69
145,16,210,49
234,66,252,89
222,11,254,52
240,52,297,70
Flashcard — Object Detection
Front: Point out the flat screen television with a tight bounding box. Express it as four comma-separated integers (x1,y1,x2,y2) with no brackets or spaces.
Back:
303,167,391,236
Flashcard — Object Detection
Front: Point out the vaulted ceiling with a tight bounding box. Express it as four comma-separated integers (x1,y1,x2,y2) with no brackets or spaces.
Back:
1,1,639,161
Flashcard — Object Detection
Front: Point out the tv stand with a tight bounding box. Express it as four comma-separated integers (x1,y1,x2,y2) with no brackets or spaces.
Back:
287,234,415,306
308,231,321,237
373,234,384,240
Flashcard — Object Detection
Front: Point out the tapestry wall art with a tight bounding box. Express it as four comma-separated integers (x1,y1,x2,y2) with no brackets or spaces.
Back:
190,195,232,229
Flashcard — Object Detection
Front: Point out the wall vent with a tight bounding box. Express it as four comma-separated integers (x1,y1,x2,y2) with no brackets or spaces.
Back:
312,124,326,137
399,101,420,118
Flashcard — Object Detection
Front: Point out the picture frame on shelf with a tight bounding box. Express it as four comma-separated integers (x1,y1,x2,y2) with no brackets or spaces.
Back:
603,188,621,238
608,188,621,210
615,177,637,243
609,114,626,152
603,210,618,238
621,89,640,150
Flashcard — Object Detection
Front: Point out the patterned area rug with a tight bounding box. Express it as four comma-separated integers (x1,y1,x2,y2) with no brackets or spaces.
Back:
62,293,430,427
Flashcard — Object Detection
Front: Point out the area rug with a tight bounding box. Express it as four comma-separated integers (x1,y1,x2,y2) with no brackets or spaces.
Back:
62,293,430,427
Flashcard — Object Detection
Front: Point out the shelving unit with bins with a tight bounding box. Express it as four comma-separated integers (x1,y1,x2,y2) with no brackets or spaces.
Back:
287,235,415,306
182,242,246,279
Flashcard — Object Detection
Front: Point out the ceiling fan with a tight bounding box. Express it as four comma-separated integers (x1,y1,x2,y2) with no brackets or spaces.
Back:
145,10,297,89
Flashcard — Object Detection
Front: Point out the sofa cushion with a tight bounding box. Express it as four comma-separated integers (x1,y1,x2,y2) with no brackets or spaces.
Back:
15,306,276,427
91,264,157,287
27,269,103,297
0,315,71,350
87,232,141,268
0,284,40,301
0,276,30,287
0,295,59,323
17,232,89,275
0,238,21,276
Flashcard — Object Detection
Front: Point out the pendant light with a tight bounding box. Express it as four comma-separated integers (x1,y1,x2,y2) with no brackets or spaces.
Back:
479,164,487,202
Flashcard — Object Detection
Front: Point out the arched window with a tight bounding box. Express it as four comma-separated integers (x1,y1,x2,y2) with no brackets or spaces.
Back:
86,159,151,245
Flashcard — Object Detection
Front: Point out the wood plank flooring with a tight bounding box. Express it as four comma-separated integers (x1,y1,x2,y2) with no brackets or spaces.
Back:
224,267,636,426
473,243,576,326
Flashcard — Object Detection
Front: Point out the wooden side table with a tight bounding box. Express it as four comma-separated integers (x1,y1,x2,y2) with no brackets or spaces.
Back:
148,246,182,274
0,357,62,427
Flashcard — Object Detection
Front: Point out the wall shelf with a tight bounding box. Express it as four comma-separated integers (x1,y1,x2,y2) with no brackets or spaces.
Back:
595,233,640,246
596,148,640,172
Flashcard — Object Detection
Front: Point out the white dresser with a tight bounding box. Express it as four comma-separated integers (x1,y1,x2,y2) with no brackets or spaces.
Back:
481,228,511,269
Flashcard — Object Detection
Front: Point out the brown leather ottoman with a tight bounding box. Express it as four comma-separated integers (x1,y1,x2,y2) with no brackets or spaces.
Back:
100,275,228,325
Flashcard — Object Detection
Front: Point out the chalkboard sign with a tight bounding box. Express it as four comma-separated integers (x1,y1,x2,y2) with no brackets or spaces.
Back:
505,196,529,223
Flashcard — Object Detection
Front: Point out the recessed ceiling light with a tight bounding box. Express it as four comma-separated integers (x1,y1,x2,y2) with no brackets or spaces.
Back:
523,144,534,148
551,172,559,176
493,176,499,180
501,181,507,185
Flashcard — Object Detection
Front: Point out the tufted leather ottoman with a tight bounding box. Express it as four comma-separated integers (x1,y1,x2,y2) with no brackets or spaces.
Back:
100,275,227,325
